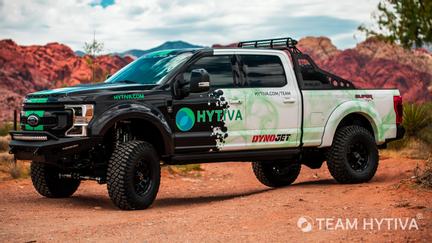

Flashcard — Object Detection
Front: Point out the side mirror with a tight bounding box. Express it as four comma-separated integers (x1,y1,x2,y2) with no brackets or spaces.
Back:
189,69,210,93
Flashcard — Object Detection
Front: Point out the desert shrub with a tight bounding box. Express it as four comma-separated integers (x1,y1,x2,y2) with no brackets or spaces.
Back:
389,102,432,149
0,153,30,180
0,122,13,136
414,157,432,189
403,103,431,137
8,162,30,179
0,136,9,152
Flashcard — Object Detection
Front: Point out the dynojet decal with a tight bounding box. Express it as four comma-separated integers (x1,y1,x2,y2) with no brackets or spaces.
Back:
252,134,291,143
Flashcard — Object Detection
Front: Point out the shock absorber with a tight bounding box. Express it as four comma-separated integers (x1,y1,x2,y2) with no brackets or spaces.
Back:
112,121,134,148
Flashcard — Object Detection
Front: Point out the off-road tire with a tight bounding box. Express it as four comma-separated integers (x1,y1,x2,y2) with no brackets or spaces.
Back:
327,125,379,184
30,162,80,198
252,161,301,187
107,140,160,210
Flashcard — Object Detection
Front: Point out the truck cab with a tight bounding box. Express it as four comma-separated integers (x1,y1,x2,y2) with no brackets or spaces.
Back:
9,37,404,210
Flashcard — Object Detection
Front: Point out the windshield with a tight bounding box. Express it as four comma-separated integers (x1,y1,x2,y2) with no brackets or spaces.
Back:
105,49,194,85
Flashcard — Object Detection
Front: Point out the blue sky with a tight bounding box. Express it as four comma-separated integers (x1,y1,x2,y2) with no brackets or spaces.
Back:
0,0,379,52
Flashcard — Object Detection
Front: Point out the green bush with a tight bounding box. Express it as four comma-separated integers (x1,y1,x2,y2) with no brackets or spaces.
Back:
403,103,431,137
388,102,432,149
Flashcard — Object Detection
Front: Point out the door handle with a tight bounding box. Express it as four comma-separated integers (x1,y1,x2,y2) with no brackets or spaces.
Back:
283,97,296,104
230,99,242,105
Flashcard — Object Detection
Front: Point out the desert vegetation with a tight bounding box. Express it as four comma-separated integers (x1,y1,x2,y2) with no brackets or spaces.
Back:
387,102,432,156
0,135,29,181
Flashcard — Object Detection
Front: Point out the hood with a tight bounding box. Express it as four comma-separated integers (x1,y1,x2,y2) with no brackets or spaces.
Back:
26,82,158,103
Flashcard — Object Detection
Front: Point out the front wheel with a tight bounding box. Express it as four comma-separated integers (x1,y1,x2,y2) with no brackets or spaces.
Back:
107,140,160,210
327,125,379,183
30,162,80,198
252,161,301,187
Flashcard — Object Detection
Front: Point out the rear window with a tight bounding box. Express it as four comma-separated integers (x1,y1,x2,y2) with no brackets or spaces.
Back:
240,55,286,88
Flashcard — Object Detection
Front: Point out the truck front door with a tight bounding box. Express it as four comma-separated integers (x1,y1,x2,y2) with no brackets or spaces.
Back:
172,54,247,153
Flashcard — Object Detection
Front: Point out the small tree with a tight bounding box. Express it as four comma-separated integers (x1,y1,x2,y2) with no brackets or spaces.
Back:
359,0,432,49
83,32,104,82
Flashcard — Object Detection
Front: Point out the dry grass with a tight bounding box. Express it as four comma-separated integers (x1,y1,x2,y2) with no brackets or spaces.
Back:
413,157,432,189
166,164,203,176
0,136,30,180
0,153,30,181
0,136,10,152
382,137,432,189
381,138,431,160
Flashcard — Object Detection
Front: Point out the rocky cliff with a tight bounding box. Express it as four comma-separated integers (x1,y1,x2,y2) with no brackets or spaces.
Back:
297,37,432,102
0,39,133,122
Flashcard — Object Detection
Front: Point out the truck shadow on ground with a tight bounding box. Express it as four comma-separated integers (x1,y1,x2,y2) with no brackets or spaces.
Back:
26,188,275,211
154,188,274,208
25,175,390,210
291,179,337,187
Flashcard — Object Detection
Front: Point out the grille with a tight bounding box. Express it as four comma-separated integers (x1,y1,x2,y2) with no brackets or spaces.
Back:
21,106,73,137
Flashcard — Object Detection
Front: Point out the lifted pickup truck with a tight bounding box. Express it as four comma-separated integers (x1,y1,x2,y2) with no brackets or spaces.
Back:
10,37,404,210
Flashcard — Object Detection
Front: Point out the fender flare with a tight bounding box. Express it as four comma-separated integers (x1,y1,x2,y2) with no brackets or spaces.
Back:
318,100,383,148
89,103,173,155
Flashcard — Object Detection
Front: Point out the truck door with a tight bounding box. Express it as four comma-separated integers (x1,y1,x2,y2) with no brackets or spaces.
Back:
173,54,247,153
238,53,301,149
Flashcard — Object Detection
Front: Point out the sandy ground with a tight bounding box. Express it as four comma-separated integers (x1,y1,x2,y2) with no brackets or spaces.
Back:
0,157,431,242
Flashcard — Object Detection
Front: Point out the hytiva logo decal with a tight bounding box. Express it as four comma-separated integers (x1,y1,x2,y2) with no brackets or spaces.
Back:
176,108,243,132
113,93,145,100
252,134,291,143
176,107,195,132
196,110,242,122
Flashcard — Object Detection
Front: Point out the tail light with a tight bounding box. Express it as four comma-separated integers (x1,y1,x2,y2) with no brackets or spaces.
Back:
393,95,403,125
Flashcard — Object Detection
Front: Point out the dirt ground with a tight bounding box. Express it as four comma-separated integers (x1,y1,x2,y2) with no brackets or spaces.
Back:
0,157,431,242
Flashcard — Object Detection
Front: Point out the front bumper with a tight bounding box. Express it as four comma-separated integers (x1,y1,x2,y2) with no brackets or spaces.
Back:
9,131,100,164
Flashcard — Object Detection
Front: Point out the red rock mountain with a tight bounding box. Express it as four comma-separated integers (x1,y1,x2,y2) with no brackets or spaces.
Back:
0,39,133,122
297,37,432,103
0,37,431,122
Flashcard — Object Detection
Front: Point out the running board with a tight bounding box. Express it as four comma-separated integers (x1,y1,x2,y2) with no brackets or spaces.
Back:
169,148,301,164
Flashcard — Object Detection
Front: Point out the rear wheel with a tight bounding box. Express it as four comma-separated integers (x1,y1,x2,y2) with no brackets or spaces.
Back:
327,125,379,183
30,162,80,198
107,140,160,210
252,161,301,187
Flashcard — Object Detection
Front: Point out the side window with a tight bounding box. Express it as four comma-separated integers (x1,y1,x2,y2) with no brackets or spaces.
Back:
240,55,287,88
184,55,235,88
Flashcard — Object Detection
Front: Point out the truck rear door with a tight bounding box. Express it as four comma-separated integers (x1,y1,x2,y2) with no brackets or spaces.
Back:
235,51,302,149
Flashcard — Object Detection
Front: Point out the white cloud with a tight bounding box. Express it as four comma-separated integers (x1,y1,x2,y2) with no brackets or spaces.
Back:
0,0,379,52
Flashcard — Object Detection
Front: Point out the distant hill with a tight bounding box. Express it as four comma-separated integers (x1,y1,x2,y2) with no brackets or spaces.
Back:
74,40,203,59
74,50,86,57
120,40,202,58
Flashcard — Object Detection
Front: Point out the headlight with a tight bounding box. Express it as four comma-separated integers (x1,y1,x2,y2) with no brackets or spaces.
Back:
65,104,94,137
